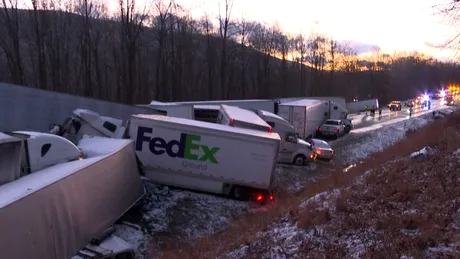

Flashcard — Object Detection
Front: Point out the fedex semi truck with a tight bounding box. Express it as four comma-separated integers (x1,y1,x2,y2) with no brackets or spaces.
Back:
53,109,281,203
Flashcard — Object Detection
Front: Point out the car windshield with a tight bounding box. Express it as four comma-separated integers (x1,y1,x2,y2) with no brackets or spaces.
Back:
324,120,339,125
311,139,330,148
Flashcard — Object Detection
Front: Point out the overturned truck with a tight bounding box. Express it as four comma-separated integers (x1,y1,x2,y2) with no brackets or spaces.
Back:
0,132,145,259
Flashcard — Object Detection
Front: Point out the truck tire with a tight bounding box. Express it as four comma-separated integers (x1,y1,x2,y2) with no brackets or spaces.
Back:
231,186,249,201
293,155,306,166
345,125,351,133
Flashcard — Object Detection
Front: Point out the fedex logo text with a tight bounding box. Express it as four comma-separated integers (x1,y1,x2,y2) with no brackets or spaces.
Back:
135,126,219,164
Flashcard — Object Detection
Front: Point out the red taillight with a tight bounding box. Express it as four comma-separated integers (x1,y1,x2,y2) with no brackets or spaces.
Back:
334,128,338,133
269,195,274,201
230,118,234,123
268,126,272,132
256,194,263,201
317,127,321,131
315,149,322,154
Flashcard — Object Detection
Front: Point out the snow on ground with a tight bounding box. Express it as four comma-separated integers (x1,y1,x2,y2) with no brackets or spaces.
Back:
116,112,443,258
331,115,431,165
410,146,435,158
274,164,319,194
114,224,148,259
224,110,460,259
116,179,250,258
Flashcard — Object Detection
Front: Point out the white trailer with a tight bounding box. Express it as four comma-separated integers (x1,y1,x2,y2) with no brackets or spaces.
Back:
218,106,317,166
149,99,277,113
129,114,280,202
0,133,145,259
346,98,380,113
277,99,350,139
277,100,327,139
217,104,272,132
277,96,346,110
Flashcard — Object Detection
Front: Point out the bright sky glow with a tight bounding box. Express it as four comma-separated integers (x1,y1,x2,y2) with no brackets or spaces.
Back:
175,0,458,59
15,0,460,60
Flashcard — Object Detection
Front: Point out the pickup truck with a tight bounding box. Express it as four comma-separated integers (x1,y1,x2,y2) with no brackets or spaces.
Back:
317,119,346,138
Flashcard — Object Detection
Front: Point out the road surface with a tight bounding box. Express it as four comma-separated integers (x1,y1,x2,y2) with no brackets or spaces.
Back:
348,99,451,131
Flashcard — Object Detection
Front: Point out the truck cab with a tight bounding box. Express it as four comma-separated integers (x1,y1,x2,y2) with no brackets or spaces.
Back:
5,131,84,175
252,109,317,165
51,109,127,143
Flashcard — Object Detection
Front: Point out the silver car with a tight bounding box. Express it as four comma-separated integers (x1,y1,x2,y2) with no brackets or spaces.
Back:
308,138,334,161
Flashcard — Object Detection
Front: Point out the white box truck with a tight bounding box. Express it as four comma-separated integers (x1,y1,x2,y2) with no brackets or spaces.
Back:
277,99,350,139
129,115,280,202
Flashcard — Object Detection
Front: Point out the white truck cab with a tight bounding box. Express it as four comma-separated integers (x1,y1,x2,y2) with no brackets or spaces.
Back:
252,109,317,165
7,131,84,174
50,109,127,143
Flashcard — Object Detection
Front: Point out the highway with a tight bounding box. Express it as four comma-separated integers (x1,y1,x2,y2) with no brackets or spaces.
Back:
348,99,454,131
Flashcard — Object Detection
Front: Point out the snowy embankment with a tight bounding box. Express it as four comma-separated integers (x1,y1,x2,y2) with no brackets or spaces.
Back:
115,113,438,259
334,116,430,164
223,111,459,259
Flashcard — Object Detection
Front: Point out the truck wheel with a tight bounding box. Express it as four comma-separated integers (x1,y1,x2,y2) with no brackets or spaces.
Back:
293,155,306,166
231,186,249,201
345,125,351,133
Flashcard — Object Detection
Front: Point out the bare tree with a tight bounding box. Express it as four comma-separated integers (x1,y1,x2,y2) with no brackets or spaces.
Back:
117,0,149,103
151,0,173,100
0,0,25,85
293,34,307,95
42,0,75,92
217,0,234,98
29,0,49,89
273,27,290,96
199,13,216,99
328,38,337,93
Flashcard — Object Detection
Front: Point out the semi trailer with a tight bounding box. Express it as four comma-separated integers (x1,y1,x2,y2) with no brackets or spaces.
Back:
53,109,281,203
0,132,145,259
217,105,317,166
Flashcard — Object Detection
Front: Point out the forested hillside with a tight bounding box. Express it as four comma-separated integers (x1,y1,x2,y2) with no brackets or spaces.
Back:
0,0,459,105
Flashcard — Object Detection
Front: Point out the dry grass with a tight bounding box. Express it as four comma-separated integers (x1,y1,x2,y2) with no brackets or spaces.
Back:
158,111,460,259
